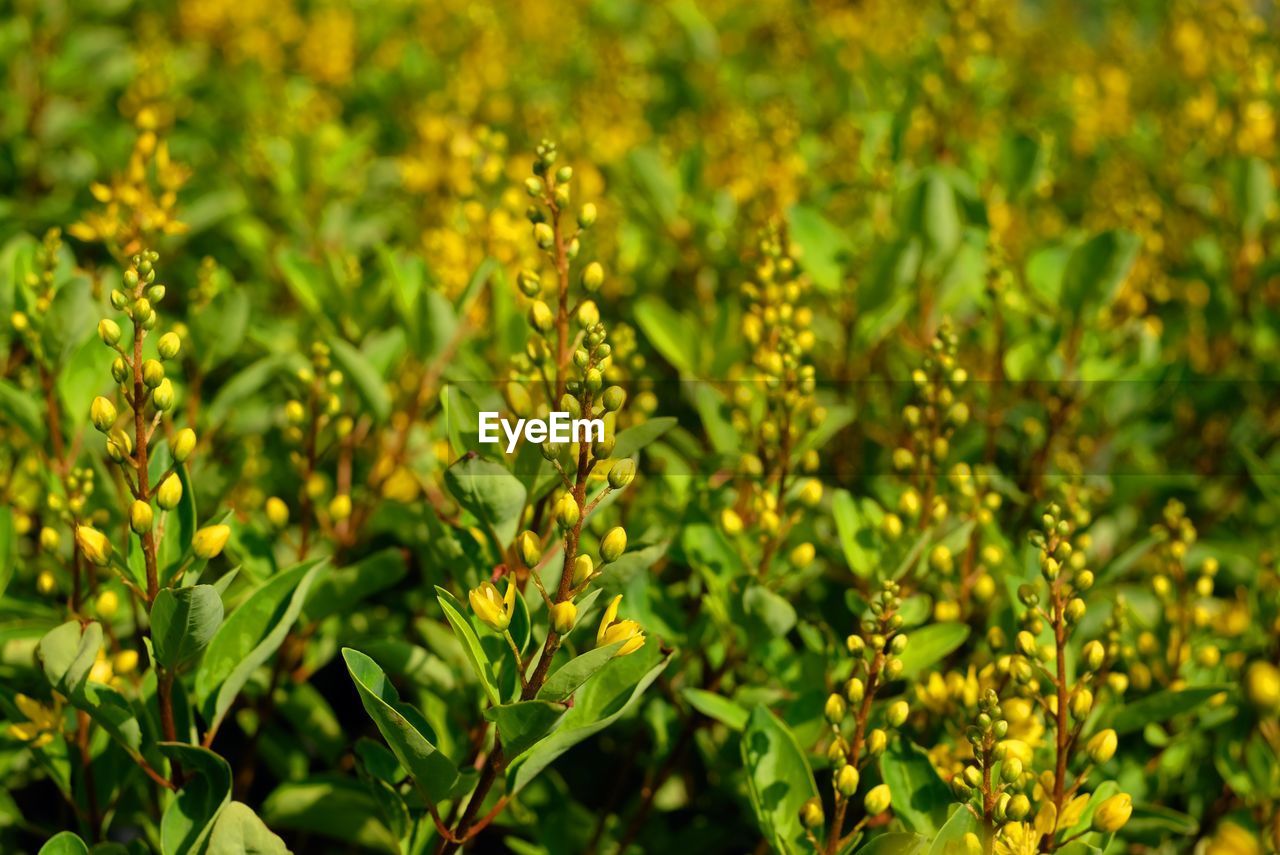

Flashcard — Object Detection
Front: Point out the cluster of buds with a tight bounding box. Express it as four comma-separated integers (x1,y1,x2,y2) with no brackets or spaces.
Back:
7,229,66,366
951,689,1033,828
802,583,906,848
277,341,353,544
1147,498,1216,681
893,321,970,528
86,252,228,595
723,225,823,576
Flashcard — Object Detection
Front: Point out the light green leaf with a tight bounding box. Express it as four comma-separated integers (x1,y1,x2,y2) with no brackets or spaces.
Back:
151,585,224,669
329,337,392,423
195,559,327,735
538,642,623,701
788,204,850,293
262,777,398,854
0,378,45,443
1060,230,1140,317
435,586,500,706
444,455,527,550
38,621,102,695
159,743,232,855
634,296,697,376
897,623,969,678
928,805,982,854
682,688,748,731
206,801,290,855
1108,685,1230,735
484,699,567,758
38,832,89,855
342,647,460,805
880,739,951,834
855,833,928,855
741,705,819,855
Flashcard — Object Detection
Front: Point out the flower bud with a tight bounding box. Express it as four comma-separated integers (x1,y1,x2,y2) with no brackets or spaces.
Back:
529,301,554,333
864,784,891,816
556,494,580,529
836,764,859,797
142,359,165,388
846,677,865,704
721,508,744,535
534,222,554,249
798,478,823,507
886,700,909,728
172,428,196,463
578,203,597,228
608,458,636,489
157,332,181,360
76,526,111,566
600,527,627,563
98,319,122,346
329,494,352,521
866,729,888,755
114,649,139,675
111,357,129,384
266,497,289,528
800,797,824,829
130,500,153,534
582,261,604,292
192,524,231,559
1001,757,1023,783
518,530,542,568
602,386,626,412
1086,729,1117,764
106,427,132,461
90,396,117,432
1071,688,1094,720
1082,640,1105,672
1092,793,1132,833
1016,631,1038,658
152,378,174,411
824,693,847,724
573,553,594,585
95,589,119,619
1006,794,1031,821
1065,597,1086,623
39,527,60,551
551,601,578,634
157,473,183,510
1246,661,1280,711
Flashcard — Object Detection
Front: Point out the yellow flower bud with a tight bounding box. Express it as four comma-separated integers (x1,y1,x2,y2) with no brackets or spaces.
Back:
39,527,60,551
608,458,636,489
800,797,824,829
98,318,122,345
130,500,154,534
1092,793,1132,833
824,693,847,723
172,428,196,463
90,396,117,432
36,570,56,595
157,473,183,510
797,478,823,508
152,378,174,411
329,494,352,521
1246,661,1280,711
720,508,744,535
582,261,604,292
76,526,112,566
114,649,139,675
864,784,891,815
469,579,517,632
551,601,578,634
600,526,627,563
866,729,888,755
265,497,289,528
1006,793,1031,821
836,764,859,797
157,332,181,360
1086,729,1118,764
556,493,581,529
573,553,594,586
886,700,909,728
192,524,230,559
95,589,119,618
789,542,815,566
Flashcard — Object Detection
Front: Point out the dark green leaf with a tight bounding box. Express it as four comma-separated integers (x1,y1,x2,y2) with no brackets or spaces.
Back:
150,585,224,669
879,739,951,834
740,705,819,855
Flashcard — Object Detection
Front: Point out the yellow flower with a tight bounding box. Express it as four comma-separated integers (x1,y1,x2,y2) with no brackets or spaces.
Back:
7,694,62,749
469,579,516,632
1092,793,1132,833
596,594,645,656
993,822,1039,855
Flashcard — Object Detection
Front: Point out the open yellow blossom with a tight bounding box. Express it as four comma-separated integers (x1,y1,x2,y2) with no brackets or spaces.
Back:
469,579,516,632
596,594,645,656
7,694,62,749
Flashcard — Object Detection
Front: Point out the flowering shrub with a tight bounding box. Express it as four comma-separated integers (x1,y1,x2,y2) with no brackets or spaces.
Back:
3,1,1280,854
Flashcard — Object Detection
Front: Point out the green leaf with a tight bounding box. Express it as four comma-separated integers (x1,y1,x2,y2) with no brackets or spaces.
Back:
1060,230,1140,317
192,289,251,371
159,462,199,579
158,743,232,855
206,801,290,855
879,739,951,834
262,776,398,854
0,506,15,599
303,548,406,622
788,204,850,293
897,623,969,678
435,586,500,706
508,646,669,793
611,416,677,459
484,699,567,758
682,688,748,731
41,277,95,367
38,621,102,695
538,642,623,701
444,455,527,550
740,705,819,855
150,585,224,669
195,559,326,735
634,296,697,376
276,247,324,316
833,491,880,578
854,833,928,855
1108,685,1229,735
329,336,392,423
342,647,461,805
907,172,961,261
38,832,89,855
0,378,45,443
205,355,291,427
743,583,797,637
928,805,982,854
1232,156,1274,238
